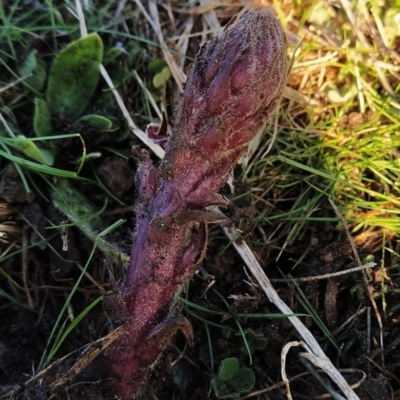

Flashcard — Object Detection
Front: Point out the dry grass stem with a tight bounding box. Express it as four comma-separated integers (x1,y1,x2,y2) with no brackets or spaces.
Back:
281,341,301,400
269,262,376,282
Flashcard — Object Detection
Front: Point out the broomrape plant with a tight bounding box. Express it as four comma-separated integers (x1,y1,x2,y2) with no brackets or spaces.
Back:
105,8,289,398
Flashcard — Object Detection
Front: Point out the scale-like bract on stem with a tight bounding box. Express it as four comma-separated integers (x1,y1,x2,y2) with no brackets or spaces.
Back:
105,8,288,398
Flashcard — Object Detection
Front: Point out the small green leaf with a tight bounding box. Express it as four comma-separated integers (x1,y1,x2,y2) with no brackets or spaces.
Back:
19,51,37,76
19,52,47,92
77,114,113,130
34,98,53,137
26,60,47,92
218,358,239,382
148,58,167,74
6,135,54,165
37,147,55,166
153,66,171,88
46,34,103,120
212,365,255,399
231,367,255,392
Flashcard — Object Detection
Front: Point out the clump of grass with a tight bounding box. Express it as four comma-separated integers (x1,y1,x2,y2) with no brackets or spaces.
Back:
239,0,400,255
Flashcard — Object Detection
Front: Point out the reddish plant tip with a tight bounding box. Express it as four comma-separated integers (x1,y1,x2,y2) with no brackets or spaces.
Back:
160,7,288,208
105,8,288,399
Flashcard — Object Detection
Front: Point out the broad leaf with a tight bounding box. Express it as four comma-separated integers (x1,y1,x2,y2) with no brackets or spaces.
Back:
34,98,53,137
77,114,113,130
46,34,103,120
6,135,54,165
19,52,47,92
153,66,171,88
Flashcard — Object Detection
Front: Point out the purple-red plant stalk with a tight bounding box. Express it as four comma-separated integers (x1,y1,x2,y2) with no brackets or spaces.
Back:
106,8,288,398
